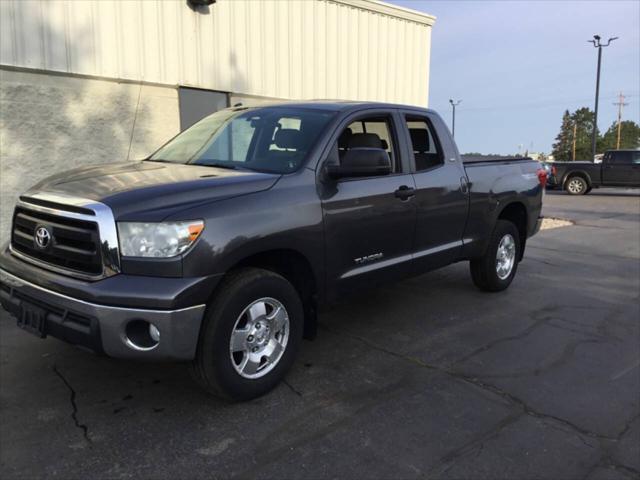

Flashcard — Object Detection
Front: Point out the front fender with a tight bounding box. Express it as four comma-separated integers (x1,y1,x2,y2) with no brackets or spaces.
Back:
167,170,326,299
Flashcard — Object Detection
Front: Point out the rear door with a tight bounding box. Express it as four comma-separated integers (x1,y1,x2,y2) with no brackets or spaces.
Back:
602,151,637,186
400,110,469,272
319,109,417,298
633,152,640,186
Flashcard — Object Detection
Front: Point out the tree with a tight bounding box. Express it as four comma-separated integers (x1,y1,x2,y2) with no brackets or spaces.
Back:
573,107,599,160
552,107,599,161
551,110,573,161
599,120,640,151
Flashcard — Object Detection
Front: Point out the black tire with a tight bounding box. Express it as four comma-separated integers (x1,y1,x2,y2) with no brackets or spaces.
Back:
585,186,593,194
470,220,521,292
191,267,303,401
565,176,588,195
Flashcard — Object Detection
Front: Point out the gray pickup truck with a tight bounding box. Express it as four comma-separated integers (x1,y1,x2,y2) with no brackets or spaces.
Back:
0,101,544,400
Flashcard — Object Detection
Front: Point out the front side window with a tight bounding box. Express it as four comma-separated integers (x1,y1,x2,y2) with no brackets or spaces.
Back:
336,116,399,172
149,107,336,174
405,117,443,171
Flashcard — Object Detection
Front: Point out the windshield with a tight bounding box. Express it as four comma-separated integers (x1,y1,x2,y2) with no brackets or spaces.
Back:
148,107,336,174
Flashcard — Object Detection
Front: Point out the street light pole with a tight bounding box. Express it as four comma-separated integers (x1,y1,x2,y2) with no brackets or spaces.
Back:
449,99,462,138
588,35,618,161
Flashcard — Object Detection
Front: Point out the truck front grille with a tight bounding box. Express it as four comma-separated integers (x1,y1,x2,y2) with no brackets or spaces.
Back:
11,205,103,276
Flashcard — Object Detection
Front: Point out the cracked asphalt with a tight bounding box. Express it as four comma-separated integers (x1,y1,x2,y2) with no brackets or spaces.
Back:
1,189,639,479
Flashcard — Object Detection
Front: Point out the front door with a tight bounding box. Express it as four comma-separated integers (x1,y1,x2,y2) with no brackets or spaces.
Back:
602,151,640,186
320,112,417,298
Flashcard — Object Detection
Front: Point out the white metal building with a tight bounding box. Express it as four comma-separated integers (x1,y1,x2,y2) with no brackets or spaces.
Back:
0,0,435,241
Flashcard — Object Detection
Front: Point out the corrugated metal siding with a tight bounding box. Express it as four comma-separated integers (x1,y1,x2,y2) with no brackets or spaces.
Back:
0,0,433,106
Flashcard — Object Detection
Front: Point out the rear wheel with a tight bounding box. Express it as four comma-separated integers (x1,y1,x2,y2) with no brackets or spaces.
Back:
565,176,588,195
191,268,303,401
470,220,520,292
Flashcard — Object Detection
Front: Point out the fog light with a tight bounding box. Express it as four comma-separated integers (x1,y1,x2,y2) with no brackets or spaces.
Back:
149,324,160,342
125,320,160,351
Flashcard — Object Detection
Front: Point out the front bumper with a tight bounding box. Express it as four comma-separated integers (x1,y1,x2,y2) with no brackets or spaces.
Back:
0,268,205,360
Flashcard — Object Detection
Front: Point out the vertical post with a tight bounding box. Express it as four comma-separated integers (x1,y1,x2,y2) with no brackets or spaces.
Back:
614,92,627,150
588,35,617,159
452,104,456,138
572,123,577,161
591,45,602,161
449,99,461,139
616,97,622,150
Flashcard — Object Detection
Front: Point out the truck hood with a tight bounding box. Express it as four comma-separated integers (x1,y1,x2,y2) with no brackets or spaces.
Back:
26,161,281,221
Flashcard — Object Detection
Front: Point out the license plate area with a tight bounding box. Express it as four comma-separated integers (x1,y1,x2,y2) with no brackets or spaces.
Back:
18,302,47,338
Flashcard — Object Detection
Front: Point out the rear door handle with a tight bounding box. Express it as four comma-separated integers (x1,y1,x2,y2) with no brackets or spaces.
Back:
394,185,416,200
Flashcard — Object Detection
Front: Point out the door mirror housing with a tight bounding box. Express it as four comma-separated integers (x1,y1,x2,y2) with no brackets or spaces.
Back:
325,148,392,179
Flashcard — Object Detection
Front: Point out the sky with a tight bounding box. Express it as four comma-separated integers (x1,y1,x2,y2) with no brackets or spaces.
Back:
389,0,640,155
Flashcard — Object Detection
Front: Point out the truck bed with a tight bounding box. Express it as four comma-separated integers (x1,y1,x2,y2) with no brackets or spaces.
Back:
462,156,534,165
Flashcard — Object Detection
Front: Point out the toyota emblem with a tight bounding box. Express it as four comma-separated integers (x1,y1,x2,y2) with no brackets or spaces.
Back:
34,226,51,249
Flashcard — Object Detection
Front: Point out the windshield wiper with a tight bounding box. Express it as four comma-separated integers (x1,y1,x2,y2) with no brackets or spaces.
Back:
197,161,254,171
147,159,252,172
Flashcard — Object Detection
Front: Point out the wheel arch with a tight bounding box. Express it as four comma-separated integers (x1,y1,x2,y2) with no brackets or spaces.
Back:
497,201,527,261
218,248,320,339
563,171,592,189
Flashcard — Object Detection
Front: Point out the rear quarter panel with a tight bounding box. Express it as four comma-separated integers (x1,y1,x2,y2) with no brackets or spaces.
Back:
462,160,543,259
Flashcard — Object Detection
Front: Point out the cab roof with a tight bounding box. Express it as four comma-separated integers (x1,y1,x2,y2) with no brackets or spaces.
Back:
228,100,434,114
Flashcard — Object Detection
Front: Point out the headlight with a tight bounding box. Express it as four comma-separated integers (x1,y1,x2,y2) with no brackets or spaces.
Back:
118,221,204,258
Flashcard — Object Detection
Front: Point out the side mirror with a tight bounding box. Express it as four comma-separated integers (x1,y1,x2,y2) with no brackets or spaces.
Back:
325,148,392,179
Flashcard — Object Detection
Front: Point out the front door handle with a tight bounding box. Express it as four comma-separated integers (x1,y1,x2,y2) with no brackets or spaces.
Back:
394,185,416,200
460,176,469,194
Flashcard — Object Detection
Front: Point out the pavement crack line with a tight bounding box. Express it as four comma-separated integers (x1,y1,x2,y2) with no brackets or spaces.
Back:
52,365,91,443
429,411,524,475
605,462,640,477
282,378,303,397
321,325,620,443
451,313,554,367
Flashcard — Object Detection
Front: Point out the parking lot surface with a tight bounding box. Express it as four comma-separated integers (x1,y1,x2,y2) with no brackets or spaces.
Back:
1,189,639,479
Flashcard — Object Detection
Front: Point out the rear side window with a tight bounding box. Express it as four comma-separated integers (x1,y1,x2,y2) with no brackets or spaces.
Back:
404,117,443,171
337,116,399,172
634,152,640,164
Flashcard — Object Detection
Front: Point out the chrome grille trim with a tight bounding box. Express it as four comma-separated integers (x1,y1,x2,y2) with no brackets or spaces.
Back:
10,192,120,280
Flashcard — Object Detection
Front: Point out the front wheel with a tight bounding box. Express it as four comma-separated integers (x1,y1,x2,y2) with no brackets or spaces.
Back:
191,268,303,401
470,220,521,292
565,176,588,195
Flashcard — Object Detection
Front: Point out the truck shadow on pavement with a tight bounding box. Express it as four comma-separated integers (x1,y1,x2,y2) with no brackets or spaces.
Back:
1,204,639,478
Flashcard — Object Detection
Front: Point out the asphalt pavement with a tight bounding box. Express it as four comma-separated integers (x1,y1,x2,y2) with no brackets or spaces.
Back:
1,188,639,479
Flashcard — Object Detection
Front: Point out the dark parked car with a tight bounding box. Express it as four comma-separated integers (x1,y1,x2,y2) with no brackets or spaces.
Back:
548,150,640,194
0,101,544,400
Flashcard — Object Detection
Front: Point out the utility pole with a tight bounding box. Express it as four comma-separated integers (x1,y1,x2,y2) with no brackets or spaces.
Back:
588,35,618,161
449,99,462,138
572,123,577,161
613,92,628,149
